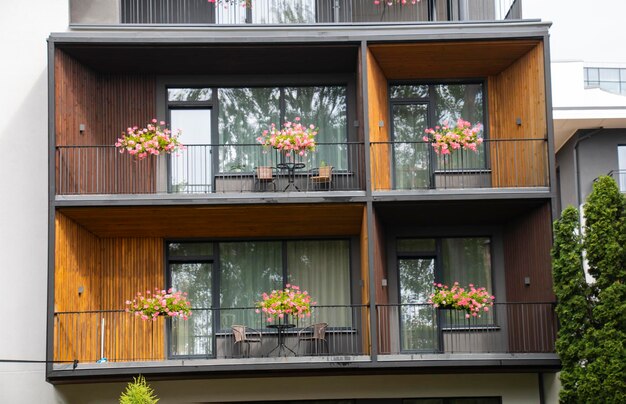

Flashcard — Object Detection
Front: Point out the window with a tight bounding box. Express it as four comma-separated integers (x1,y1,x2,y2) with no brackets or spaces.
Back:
390,83,486,189
618,145,626,192
584,67,626,96
218,85,348,172
167,239,352,358
397,237,493,352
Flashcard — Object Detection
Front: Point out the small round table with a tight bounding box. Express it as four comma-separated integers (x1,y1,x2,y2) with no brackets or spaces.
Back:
276,162,306,191
267,323,296,356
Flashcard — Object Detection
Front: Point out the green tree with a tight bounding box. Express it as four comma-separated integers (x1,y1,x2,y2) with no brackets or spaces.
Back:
119,375,159,404
552,176,626,403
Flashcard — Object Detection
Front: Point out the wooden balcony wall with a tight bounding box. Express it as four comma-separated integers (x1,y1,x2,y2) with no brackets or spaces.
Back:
503,202,555,352
366,40,548,190
54,50,157,194
54,212,165,363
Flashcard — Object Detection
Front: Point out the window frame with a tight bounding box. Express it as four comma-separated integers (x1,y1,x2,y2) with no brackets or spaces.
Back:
388,80,490,189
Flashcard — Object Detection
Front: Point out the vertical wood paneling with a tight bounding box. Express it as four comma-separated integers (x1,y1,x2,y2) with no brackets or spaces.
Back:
488,42,548,188
503,202,555,352
359,206,371,354
366,49,391,191
55,51,157,194
371,208,391,354
54,213,165,362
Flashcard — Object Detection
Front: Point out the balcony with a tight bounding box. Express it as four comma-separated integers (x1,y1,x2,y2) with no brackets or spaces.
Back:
55,142,365,197
370,138,549,192
70,0,522,26
51,302,555,377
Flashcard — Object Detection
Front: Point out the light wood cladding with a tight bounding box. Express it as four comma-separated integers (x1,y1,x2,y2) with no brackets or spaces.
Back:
58,204,365,238
372,209,391,354
488,41,548,188
54,212,165,363
367,49,391,191
368,40,540,79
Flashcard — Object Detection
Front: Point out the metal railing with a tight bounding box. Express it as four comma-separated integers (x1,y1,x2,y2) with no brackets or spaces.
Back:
55,142,365,195
70,0,522,25
53,305,368,364
376,302,556,355
370,138,549,191
608,169,626,193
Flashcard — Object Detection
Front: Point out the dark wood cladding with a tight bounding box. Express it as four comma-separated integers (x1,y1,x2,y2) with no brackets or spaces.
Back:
55,50,157,194
54,212,165,363
504,202,555,352
372,208,391,354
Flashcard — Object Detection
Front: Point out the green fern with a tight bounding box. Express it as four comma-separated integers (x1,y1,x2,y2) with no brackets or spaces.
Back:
119,375,159,404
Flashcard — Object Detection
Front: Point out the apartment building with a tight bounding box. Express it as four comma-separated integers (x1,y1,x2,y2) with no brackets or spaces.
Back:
2,0,561,402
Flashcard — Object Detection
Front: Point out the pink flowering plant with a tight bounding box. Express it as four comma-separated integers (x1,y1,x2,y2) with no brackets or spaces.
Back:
422,118,483,155
374,0,421,5
256,117,318,157
116,119,183,160
125,288,192,321
207,0,251,8
255,284,315,322
428,282,494,319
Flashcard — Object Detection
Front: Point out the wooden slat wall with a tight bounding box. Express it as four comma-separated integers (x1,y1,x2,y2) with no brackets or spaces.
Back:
371,208,391,354
55,50,157,194
366,49,391,191
503,202,555,352
359,206,370,354
54,212,165,363
488,42,548,188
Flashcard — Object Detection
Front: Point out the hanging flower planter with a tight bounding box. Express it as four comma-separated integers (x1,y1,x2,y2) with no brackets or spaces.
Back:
422,119,483,155
125,288,192,321
256,117,318,157
428,282,494,319
255,284,315,323
115,119,184,160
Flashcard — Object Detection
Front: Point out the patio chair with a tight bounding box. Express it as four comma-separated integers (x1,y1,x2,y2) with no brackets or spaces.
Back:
296,323,328,356
254,166,277,192
232,325,263,358
307,165,333,191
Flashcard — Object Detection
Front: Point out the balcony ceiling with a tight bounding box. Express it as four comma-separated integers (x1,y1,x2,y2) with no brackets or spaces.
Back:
59,44,359,75
58,203,364,238
368,39,540,79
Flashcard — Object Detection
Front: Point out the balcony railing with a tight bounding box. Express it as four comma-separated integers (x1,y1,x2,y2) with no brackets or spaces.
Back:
53,305,368,365
70,0,522,25
376,302,556,355
608,169,626,192
370,138,549,191
55,142,365,195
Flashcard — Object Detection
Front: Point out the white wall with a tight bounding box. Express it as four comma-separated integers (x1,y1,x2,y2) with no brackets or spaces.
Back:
0,1,68,403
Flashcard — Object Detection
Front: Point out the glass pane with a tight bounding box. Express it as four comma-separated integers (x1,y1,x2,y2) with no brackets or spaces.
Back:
284,86,348,171
170,109,212,193
216,2,247,24
392,103,430,189
253,0,316,23
168,88,212,102
169,242,213,257
618,146,626,192
587,68,599,81
599,68,620,81
347,1,428,22
170,263,212,356
434,84,485,170
599,81,620,94
397,238,436,253
399,258,438,352
219,242,283,329
390,85,429,99
287,240,351,327
218,88,281,172
442,238,493,325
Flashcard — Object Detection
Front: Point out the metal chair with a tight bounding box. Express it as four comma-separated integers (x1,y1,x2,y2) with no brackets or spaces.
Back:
307,165,333,191
231,325,262,358
297,323,328,356
254,166,277,192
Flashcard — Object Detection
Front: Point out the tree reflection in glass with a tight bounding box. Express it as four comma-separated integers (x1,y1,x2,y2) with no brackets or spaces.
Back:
392,104,430,189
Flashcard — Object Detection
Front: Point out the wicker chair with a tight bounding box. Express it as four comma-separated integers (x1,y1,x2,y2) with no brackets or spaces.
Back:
307,165,333,191
232,325,263,358
254,166,277,192
297,323,328,356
